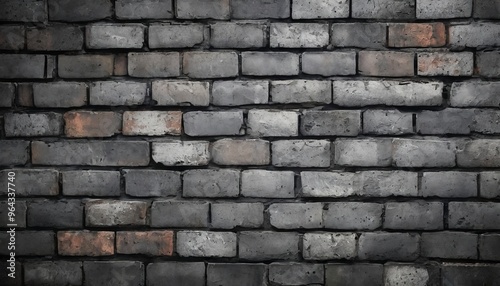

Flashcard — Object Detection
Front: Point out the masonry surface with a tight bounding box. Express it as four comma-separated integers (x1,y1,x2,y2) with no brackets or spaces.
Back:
0,0,500,285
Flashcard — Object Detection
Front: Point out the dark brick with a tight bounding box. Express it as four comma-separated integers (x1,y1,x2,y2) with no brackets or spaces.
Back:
352,0,415,19
477,51,500,78
231,0,290,19
58,55,114,78
151,201,209,227
422,232,478,259
83,261,144,286
358,233,420,261
331,23,386,48
301,110,361,136
147,262,205,286
0,54,45,79
270,263,323,285
441,264,500,286
58,231,114,256
0,169,58,197
116,231,174,256
62,171,120,196
27,25,83,51
0,83,15,107
384,202,444,230
474,0,500,19
0,200,26,228
239,231,300,260
0,0,47,22
479,234,500,260
0,26,25,50
33,82,87,108
211,203,264,229
124,170,181,197
86,200,148,227
176,0,230,19
421,172,477,198
48,0,112,22
449,202,500,230
0,231,54,256
28,200,83,228
183,169,240,197
4,113,63,137
24,261,82,286
207,263,267,286
326,264,384,286
116,0,173,19
0,140,30,166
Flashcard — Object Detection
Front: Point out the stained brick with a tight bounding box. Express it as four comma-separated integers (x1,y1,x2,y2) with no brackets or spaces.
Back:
153,80,210,106
1,0,47,22
0,26,25,50
5,113,63,137
149,23,205,48
211,139,270,165
183,52,238,78
116,231,174,256
85,200,148,226
27,25,83,51
59,55,114,78
242,52,299,76
292,0,349,19
123,111,182,136
270,23,329,48
64,111,122,137
62,170,120,197
231,0,290,19
90,81,147,106
331,23,386,48
33,82,87,108
418,52,474,76
176,0,230,19
49,0,112,21
125,170,181,197
0,54,46,79
301,110,361,136
116,0,173,19
388,23,446,47
128,52,180,78
358,51,414,77
211,23,267,48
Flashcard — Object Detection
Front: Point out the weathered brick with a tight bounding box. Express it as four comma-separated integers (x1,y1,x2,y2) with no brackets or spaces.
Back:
148,262,205,286
417,0,472,19
152,141,209,166
476,51,500,78
335,139,392,167
301,110,360,136
0,83,15,107
388,23,446,47
449,202,500,229
239,231,300,260
17,83,33,107
352,0,415,19
211,203,264,229
479,234,500,260
183,52,238,78
271,80,331,104
242,52,299,76
270,263,324,285
64,111,121,137
90,81,147,105
270,23,329,48
153,80,209,106
177,231,237,257
125,170,180,197
123,111,181,136
4,113,62,137
441,264,500,286
62,170,120,197
33,82,87,108
241,170,295,198
333,81,443,107
128,52,179,78
0,231,54,256
358,51,414,77
27,25,83,51
0,200,26,228
393,139,457,167
301,172,357,197
211,22,267,48
1,0,47,22
183,169,239,198
0,140,30,166
49,0,112,21
116,231,173,256
24,261,82,286
151,201,209,227
474,109,500,133
302,52,356,76
59,55,114,78
457,140,500,167
385,265,430,286
116,0,173,19
450,23,500,48
480,172,500,199
83,261,144,286
421,172,477,197
270,203,323,229
184,111,243,136
451,81,500,107
326,264,384,286
0,54,45,79
248,110,299,137
331,23,386,48
324,202,383,230
358,233,420,261
273,140,331,167
28,200,83,228
417,109,474,134
363,110,413,135
474,0,500,19
422,232,477,259
149,23,205,48
176,0,229,19
211,139,270,165
32,141,150,166
303,233,356,260
207,263,267,286
418,52,474,76
0,26,25,50
359,171,419,197
86,24,144,49
292,0,349,19
212,81,268,106
86,200,148,226
384,202,443,230
231,0,290,19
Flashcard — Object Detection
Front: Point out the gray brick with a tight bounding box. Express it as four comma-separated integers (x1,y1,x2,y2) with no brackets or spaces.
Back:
0,231,54,256
242,52,299,76
271,80,331,104
27,25,83,51
62,171,120,197
302,52,356,76
331,23,386,48
184,111,244,136
207,263,267,286
90,81,146,106
363,110,413,135
32,141,150,166
458,140,500,167
5,113,62,137
473,109,500,134
480,172,500,199
28,200,83,228
86,24,144,49
128,52,179,78
177,231,237,257
1,0,47,22
384,202,443,230
149,23,205,48
417,109,474,135
301,110,361,136
49,0,112,21
358,51,415,77
451,81,500,107
152,141,209,166
116,0,173,19
176,0,229,19
0,169,58,197
0,83,15,107
147,262,205,286
449,202,500,229
211,139,270,165
124,170,181,197
212,81,268,106
231,0,290,19
326,264,384,286
335,139,392,167
58,55,114,78
123,111,181,136
359,171,419,197
241,170,295,198
270,203,323,229
153,80,209,106
385,265,430,286
441,264,500,286
248,110,299,137
83,261,144,286
474,0,500,19
183,52,238,78
358,233,420,261
324,202,383,230
183,169,240,197
270,263,324,285
0,26,25,50
0,200,26,228
292,0,349,19
393,139,457,167
421,172,477,198
25,261,82,286
33,82,87,108
417,0,472,19
239,231,300,260
0,54,45,79
211,203,264,229
0,140,30,166
301,171,357,197
211,22,267,48
450,23,500,49
270,23,329,48
352,0,415,19
479,234,500,260
303,233,357,260
422,232,477,259
151,201,209,227
418,52,474,76
86,200,147,227
273,140,331,167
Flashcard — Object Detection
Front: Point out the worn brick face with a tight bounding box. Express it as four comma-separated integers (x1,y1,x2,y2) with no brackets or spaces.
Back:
388,23,446,47
58,231,115,256
64,111,122,137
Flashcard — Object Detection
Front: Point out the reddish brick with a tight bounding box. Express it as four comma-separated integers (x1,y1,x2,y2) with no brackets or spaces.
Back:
57,231,114,256
114,53,128,76
123,111,182,136
418,52,474,76
64,111,122,138
116,231,174,256
358,51,415,77
388,23,446,47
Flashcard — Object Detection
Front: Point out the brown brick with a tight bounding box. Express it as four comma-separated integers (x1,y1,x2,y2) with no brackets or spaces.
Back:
418,52,474,76
358,51,415,77
57,231,114,256
17,83,33,107
116,231,174,256
123,111,182,136
27,25,83,51
64,111,122,138
114,54,128,76
388,23,446,47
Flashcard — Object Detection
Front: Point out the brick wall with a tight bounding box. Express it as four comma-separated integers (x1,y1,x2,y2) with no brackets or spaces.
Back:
0,0,500,285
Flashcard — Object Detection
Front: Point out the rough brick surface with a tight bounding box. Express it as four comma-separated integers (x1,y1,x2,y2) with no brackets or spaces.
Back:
64,111,122,137
123,111,182,136
177,231,237,257
151,201,209,227
116,231,174,256
62,170,120,196
212,81,268,106
211,23,267,48
5,113,62,137
303,233,356,260
86,200,148,226
153,80,210,106
270,23,329,48
116,0,173,19
388,23,446,47
149,23,205,48
27,25,83,51
33,82,87,108
153,141,210,166
58,231,114,256
358,51,415,77
148,262,205,286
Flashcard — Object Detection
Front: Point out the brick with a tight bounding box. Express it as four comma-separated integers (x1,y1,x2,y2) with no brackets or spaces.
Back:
4,113,62,137
90,81,147,105
477,51,500,78
239,231,300,260
457,140,500,167
207,264,267,286
184,111,243,136
0,54,45,79
24,261,82,286
27,25,83,51
392,139,456,167
480,172,500,199
124,170,181,197
352,0,415,19
123,111,181,136
62,170,120,197
151,201,209,227
302,52,356,76
0,200,26,228
451,81,500,107
292,0,349,19
422,232,477,259
211,203,264,229
270,263,324,285
0,26,25,50
149,23,205,48
449,202,500,229
183,169,239,198
49,0,112,21
153,80,209,106
333,80,443,107
248,110,299,137
418,52,473,76
148,262,205,286
270,23,329,48
335,139,391,167
128,52,180,78
270,203,323,229
363,110,413,135
212,81,268,106
0,140,30,166
59,55,114,78
474,0,500,19
271,80,331,104
86,24,144,49
480,234,500,260
211,139,270,165
33,82,87,108
116,0,173,19
417,0,472,19
326,264,384,286
358,51,414,77
358,233,420,261
472,109,500,134
450,23,500,48
301,110,360,136
116,231,173,256
0,231,54,256
0,83,15,107
301,171,357,197
388,23,446,47
384,202,443,230
324,202,383,230
83,261,144,286
177,231,237,257
242,52,299,76
331,23,386,48
385,265,430,286
17,83,33,107
442,264,500,286
303,233,356,260
64,111,121,137
152,141,209,166
86,200,148,226
241,170,295,198
28,200,83,228
273,140,331,167
183,52,238,78
231,0,290,19
417,109,474,134
176,0,229,19
211,22,267,48
421,172,477,197
32,141,149,166
1,0,47,22
359,171,419,197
